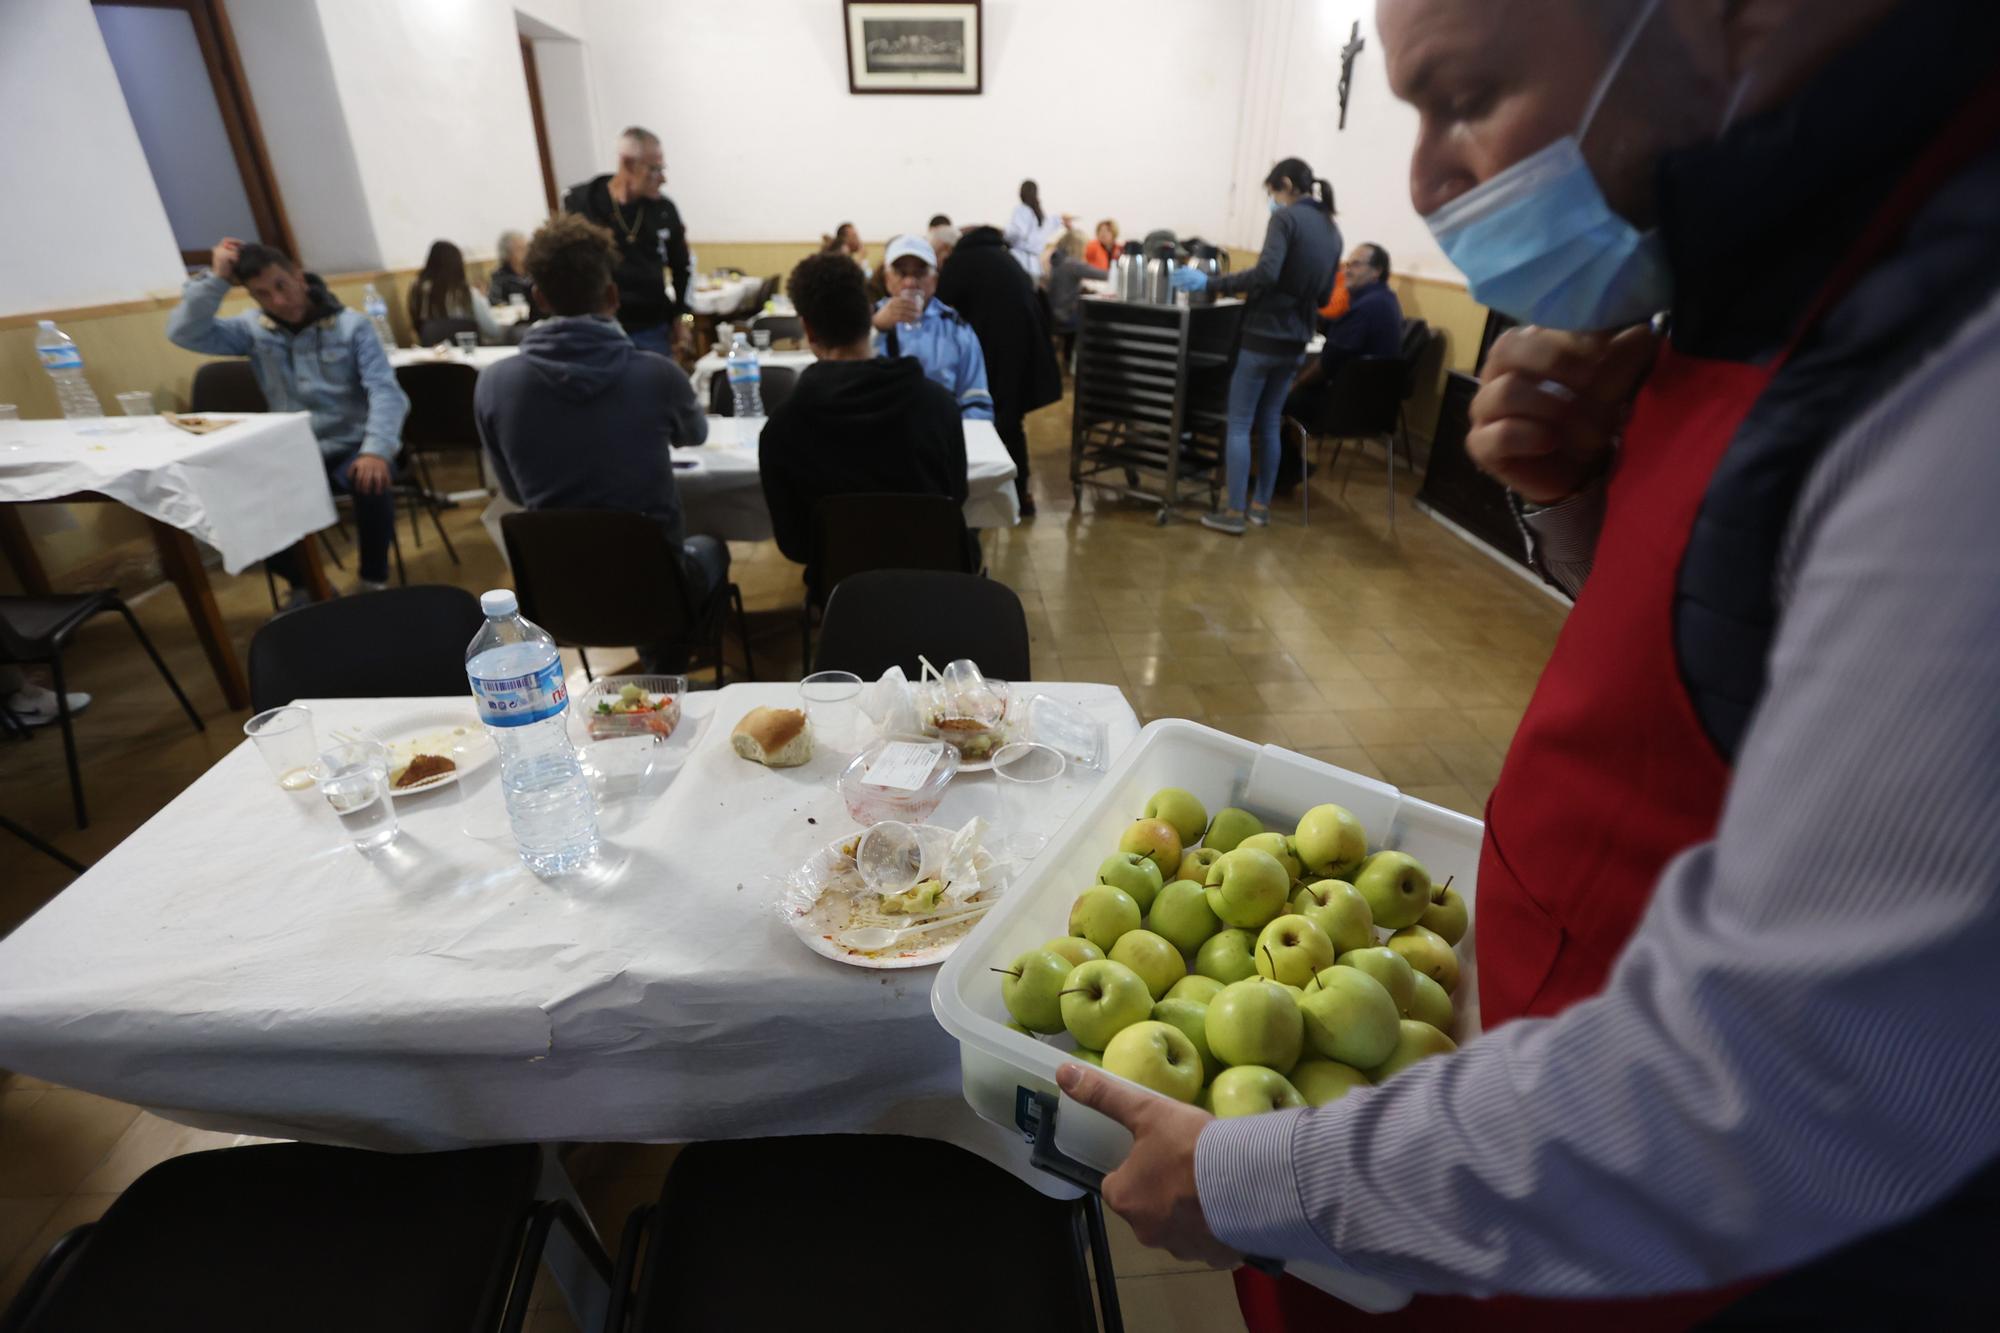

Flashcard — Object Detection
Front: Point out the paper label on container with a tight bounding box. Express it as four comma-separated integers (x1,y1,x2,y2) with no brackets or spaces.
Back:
864,742,940,791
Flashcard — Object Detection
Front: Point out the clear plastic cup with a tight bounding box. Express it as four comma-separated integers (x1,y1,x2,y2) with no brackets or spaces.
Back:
991,741,1067,859
312,740,399,851
244,705,318,791
800,670,864,753
453,331,479,353
751,328,772,351
116,391,154,417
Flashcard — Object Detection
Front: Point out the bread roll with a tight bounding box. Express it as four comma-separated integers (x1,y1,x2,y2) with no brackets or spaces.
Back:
731,706,812,767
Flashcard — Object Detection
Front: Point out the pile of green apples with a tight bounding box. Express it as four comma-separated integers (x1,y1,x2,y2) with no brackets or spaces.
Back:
993,787,1468,1116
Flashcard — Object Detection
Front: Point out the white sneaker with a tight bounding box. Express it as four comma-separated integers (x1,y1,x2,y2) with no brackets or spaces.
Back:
354,578,391,594
6,684,91,728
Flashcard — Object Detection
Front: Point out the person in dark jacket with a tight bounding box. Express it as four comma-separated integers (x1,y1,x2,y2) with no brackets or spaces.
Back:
760,252,969,588
561,126,690,357
937,224,1063,516
1278,243,1402,493
473,215,721,669
1172,157,1342,533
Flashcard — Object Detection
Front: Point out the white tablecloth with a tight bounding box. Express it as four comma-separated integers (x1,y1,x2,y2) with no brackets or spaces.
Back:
388,346,519,373
687,275,761,317
0,683,1138,1160
690,348,817,401
0,412,335,574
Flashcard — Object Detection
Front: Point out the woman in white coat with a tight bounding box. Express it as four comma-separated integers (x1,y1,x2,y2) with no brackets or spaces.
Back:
1003,179,1071,281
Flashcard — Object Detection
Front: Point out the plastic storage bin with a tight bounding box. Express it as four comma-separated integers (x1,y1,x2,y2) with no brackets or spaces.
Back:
934,719,1486,1313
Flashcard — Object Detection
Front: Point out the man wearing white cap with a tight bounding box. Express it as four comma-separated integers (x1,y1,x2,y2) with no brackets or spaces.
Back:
870,233,994,421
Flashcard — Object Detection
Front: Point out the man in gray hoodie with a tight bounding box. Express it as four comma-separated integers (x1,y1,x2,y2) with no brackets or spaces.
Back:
474,215,721,667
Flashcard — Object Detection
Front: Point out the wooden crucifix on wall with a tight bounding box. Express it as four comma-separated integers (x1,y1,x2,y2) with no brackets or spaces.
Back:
1338,20,1365,129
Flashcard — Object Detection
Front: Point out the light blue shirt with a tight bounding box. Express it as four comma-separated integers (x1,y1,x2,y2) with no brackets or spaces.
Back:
871,296,993,421
166,274,409,462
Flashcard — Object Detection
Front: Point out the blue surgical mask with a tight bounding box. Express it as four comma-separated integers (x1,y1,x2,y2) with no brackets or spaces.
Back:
1267,197,1281,215
1424,0,1671,331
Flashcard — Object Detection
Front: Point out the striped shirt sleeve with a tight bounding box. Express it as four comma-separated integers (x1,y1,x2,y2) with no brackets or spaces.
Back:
1195,290,2000,1297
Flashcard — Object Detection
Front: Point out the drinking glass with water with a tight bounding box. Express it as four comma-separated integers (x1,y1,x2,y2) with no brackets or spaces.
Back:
313,740,399,851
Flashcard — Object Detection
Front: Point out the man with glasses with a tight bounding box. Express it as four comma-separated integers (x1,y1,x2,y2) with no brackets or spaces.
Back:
562,126,691,356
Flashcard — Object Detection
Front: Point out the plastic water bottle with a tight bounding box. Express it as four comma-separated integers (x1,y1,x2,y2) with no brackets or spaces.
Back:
465,589,600,874
726,331,763,418
362,283,396,350
35,321,104,420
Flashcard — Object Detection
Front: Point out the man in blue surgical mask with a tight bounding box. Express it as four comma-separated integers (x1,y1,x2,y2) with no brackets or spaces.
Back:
1056,0,2000,1328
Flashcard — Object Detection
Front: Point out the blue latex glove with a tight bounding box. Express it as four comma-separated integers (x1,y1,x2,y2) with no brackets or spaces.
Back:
1169,266,1208,292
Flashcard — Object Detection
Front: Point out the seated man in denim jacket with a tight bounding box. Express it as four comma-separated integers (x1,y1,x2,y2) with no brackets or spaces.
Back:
167,238,409,597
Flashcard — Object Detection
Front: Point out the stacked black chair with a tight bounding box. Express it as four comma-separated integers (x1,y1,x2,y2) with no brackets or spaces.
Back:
813,570,1030,681
247,584,487,713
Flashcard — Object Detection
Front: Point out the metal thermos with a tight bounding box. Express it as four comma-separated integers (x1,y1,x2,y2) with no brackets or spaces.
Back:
1145,252,1178,305
1116,241,1148,302
1186,244,1223,305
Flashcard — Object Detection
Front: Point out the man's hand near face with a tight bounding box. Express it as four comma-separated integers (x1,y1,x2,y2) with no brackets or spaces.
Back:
871,291,923,332
211,237,244,282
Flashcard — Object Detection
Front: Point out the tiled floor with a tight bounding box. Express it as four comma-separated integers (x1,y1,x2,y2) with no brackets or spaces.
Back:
0,394,1564,1324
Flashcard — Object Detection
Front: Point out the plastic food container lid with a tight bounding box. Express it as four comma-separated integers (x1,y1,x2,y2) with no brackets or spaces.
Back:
838,737,959,826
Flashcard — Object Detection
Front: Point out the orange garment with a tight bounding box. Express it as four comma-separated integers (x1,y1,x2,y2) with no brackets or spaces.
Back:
1318,267,1349,320
1083,239,1117,270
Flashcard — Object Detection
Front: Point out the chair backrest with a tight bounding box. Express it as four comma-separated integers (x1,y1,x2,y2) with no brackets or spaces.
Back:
247,585,487,713
1318,356,1407,437
749,313,803,347
1398,318,1432,364
190,361,269,413
814,571,1031,681
707,364,799,417
808,492,975,605
395,362,482,455
1404,323,1449,405
500,509,699,650
416,316,480,347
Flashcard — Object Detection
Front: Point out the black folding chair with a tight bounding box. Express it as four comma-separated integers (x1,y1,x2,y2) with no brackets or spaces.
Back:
247,584,487,713
606,1135,1120,1333
393,362,479,564
415,316,480,347
0,1142,609,1333
706,363,798,417
500,509,754,685
1306,356,1410,532
748,312,803,348
0,593,204,828
814,570,1030,680
800,493,979,665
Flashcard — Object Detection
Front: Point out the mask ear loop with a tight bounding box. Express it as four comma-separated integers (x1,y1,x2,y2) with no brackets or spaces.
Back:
1579,0,1667,143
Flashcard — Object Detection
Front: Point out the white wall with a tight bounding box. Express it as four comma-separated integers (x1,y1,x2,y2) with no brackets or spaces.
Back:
95,4,258,253
531,37,600,197
1230,0,1457,281
0,0,187,314
579,0,1251,245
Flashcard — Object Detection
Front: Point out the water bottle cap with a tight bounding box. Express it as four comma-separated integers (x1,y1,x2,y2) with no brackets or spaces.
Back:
480,589,519,617
38,320,55,330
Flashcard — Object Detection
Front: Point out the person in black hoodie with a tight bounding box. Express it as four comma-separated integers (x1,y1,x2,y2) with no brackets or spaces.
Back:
474,215,721,668
937,225,1063,516
561,127,690,357
759,252,968,586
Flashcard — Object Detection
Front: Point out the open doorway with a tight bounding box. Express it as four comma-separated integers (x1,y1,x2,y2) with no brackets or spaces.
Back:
92,0,292,268
520,35,559,215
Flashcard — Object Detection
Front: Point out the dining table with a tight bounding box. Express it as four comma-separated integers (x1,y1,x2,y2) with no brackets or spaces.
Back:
387,345,519,373
689,346,817,402
0,411,337,709
0,681,1138,1181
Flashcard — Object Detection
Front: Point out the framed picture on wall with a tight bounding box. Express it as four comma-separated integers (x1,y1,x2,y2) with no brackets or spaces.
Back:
843,1,982,95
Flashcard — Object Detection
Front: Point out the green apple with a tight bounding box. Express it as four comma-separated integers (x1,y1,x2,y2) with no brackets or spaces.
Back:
1237,831,1301,880
1071,1047,1103,1067
1208,1065,1306,1117
1418,876,1468,946
1203,807,1264,854
1096,853,1165,915
1117,817,1183,880
1203,848,1291,929
992,947,1074,1033
1194,929,1258,984
1043,936,1104,969
1331,947,1415,1016
1352,850,1432,930
1069,885,1142,952
1150,998,1223,1083
1109,929,1187,1000
1298,963,1400,1068
1147,879,1222,956
1177,847,1223,889
1289,1058,1372,1106
1143,787,1209,846
1204,978,1303,1074
1253,915,1336,987
1291,880,1375,954
1006,1020,1032,1035
1409,972,1454,1036
1166,974,1225,1005
1293,803,1368,878
1366,1018,1457,1082
1058,959,1153,1050
1388,925,1460,994
1194,1082,1213,1112
1102,1019,1205,1103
